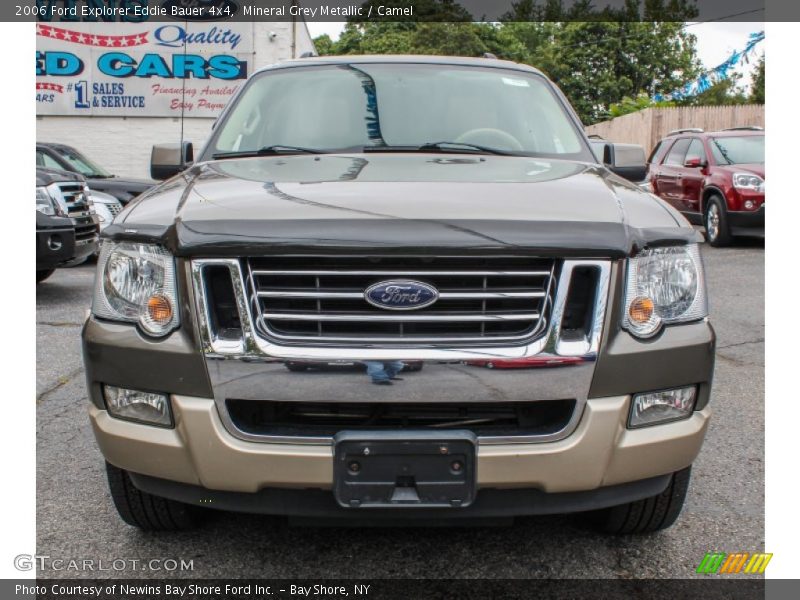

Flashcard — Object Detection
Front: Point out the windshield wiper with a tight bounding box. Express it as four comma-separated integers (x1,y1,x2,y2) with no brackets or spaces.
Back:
362,142,512,156
212,145,323,159
417,141,512,156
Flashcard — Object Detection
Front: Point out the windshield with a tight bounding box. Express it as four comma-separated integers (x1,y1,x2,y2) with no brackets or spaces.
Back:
53,146,112,177
709,135,764,165
207,63,589,159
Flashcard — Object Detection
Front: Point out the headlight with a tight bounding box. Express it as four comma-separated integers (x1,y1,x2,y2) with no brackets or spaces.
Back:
733,172,764,191
36,186,67,217
623,244,708,338
36,186,55,215
92,242,179,336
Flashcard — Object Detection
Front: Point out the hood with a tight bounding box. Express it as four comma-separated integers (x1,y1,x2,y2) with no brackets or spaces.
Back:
109,154,698,258
715,163,765,178
87,189,121,205
86,177,155,194
90,176,155,186
36,167,85,187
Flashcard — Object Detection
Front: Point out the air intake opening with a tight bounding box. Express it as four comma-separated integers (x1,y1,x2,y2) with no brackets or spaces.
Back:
226,399,576,438
203,266,241,340
560,266,599,340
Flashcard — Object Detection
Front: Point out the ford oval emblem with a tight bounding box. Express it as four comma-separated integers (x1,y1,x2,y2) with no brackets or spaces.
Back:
364,280,439,311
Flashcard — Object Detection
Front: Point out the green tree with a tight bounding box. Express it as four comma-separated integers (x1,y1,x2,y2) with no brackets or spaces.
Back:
500,21,699,124
314,22,528,60
678,72,748,107
312,34,336,56
750,54,765,104
608,93,674,118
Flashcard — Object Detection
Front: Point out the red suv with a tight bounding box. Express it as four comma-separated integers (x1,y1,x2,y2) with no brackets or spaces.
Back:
647,127,764,246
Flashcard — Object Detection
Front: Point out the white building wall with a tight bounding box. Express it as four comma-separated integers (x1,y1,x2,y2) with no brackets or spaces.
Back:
36,21,315,179
37,116,214,179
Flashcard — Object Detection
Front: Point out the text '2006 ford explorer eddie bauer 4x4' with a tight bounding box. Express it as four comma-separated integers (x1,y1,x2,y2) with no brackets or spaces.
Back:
82,56,714,534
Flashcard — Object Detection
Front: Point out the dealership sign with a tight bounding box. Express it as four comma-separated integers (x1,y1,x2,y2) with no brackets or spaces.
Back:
36,21,250,116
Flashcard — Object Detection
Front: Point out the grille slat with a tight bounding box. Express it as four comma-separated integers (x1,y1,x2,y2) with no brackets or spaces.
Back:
252,270,552,276
56,183,98,243
257,290,546,299
246,256,557,345
263,312,540,322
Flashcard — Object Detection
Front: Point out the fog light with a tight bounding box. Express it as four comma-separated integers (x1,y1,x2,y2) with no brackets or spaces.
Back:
629,386,697,428
744,199,755,210
103,385,172,427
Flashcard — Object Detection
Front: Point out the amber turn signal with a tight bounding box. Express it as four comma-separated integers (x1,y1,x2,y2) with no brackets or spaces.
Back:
147,295,173,324
628,296,654,324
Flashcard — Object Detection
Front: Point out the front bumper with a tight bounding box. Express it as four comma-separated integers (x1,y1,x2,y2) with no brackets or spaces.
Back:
728,205,765,237
128,470,673,520
36,226,76,271
90,394,710,495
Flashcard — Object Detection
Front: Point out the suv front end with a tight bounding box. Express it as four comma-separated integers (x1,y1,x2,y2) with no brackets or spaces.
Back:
84,241,713,530
81,56,714,533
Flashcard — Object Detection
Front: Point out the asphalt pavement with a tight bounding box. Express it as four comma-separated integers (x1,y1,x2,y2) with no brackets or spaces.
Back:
35,240,764,579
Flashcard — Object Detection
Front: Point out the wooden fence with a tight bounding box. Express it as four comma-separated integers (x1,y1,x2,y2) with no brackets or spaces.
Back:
585,105,764,153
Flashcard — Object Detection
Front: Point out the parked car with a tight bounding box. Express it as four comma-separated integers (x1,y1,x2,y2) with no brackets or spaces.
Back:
36,142,155,205
84,55,714,534
36,168,99,283
646,127,764,246
87,190,124,233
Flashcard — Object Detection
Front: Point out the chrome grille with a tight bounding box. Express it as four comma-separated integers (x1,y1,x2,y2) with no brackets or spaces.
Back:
56,183,97,243
246,256,558,345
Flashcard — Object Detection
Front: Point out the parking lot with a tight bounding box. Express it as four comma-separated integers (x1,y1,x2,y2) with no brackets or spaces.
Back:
35,240,764,579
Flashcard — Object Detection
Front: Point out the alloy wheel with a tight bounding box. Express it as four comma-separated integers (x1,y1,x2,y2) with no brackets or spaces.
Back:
706,203,720,241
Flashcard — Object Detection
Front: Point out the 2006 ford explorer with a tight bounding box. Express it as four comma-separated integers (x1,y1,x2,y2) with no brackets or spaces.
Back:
82,56,714,533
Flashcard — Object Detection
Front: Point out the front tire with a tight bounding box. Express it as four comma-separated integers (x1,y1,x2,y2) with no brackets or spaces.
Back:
105,462,205,531
590,467,691,534
36,269,55,284
704,195,732,247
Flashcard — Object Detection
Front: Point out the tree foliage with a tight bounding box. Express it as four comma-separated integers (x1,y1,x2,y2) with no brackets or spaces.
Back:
677,72,749,107
750,54,765,104
608,93,675,119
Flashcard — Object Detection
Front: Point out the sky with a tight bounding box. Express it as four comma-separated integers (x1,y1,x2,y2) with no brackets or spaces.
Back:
306,21,765,89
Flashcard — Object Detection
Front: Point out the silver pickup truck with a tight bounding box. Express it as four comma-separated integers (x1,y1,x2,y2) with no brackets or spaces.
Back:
82,55,714,534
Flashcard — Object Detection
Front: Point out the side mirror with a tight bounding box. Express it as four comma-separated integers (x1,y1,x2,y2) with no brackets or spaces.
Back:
606,143,647,183
150,142,193,180
683,157,705,168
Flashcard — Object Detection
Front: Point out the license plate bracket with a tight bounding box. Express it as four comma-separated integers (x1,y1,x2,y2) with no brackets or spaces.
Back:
333,430,476,509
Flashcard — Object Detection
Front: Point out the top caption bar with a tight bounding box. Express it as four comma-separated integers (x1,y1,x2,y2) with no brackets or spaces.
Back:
6,1,773,23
